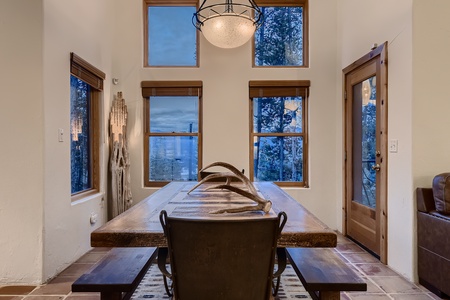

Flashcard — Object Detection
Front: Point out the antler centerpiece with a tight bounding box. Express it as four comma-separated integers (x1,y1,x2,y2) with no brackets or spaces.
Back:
188,162,272,214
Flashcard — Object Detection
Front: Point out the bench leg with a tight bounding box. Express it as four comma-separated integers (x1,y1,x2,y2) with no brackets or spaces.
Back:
318,291,340,300
100,292,122,300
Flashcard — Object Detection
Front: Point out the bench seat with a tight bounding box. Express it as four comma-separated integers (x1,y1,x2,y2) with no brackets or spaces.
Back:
286,247,367,300
72,247,157,300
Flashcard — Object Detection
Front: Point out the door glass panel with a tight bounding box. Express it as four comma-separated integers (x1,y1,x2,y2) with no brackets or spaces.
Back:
352,76,376,208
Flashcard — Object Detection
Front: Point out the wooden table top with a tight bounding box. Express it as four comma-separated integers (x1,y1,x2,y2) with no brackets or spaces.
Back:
91,182,337,248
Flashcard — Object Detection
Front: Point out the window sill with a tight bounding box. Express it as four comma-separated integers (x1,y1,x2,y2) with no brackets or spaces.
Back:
71,190,103,205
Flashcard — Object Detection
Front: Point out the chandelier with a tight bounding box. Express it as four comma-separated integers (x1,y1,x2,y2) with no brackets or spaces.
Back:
193,0,263,49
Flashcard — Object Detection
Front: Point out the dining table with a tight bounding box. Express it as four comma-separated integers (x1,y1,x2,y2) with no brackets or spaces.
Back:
91,181,337,248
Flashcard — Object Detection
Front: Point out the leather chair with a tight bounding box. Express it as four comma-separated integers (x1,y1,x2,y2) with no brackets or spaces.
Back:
157,210,287,300
416,173,450,298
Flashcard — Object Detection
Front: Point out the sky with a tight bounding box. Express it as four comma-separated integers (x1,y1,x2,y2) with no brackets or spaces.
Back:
150,96,199,132
148,7,197,66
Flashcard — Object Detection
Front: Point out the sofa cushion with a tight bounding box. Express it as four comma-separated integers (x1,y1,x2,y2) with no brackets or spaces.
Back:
432,173,450,215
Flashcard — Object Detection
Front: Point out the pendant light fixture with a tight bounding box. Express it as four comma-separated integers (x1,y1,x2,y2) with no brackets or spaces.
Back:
193,0,263,49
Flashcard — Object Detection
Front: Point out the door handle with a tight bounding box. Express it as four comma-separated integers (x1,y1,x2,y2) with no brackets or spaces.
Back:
372,164,381,172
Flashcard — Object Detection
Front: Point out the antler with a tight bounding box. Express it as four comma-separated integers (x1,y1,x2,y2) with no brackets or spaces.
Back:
188,162,272,214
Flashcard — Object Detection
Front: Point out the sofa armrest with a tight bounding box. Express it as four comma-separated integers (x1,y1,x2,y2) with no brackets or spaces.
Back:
416,188,435,213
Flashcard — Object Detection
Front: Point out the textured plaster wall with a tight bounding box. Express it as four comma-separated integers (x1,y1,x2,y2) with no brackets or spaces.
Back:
0,0,113,284
41,0,112,282
0,0,44,284
412,2,450,185
412,0,450,280
338,0,414,280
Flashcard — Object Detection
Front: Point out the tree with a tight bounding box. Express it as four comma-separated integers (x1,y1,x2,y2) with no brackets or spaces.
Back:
361,102,376,207
254,97,303,182
255,7,303,66
70,76,91,193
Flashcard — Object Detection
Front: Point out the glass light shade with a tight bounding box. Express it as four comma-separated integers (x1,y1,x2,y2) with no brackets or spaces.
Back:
201,14,256,49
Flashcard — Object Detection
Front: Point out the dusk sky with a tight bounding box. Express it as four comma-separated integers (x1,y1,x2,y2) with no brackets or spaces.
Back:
150,96,199,133
148,6,197,66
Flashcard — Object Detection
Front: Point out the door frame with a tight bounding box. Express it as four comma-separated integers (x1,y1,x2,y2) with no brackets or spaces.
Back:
342,42,388,264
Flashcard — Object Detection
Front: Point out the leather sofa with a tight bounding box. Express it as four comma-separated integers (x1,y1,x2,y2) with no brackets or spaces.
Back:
416,173,450,298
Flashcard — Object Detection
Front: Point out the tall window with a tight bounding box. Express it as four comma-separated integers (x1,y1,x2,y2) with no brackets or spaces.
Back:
254,0,308,67
142,81,202,187
144,0,198,67
70,53,104,197
249,81,309,187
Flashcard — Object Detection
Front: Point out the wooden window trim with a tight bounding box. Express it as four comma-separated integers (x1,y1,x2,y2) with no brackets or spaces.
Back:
252,0,309,68
249,80,309,187
141,80,203,97
143,0,199,68
70,53,105,90
70,54,103,200
142,81,203,187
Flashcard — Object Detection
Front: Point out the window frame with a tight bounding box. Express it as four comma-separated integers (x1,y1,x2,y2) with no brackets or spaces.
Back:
70,53,104,200
142,81,203,187
143,0,199,68
249,80,310,187
252,0,309,68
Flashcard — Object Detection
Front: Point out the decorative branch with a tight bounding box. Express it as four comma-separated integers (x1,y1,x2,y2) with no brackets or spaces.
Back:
109,92,132,218
188,161,272,214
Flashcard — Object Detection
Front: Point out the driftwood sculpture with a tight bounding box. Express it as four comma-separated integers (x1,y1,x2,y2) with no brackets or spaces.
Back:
109,92,132,217
188,161,272,214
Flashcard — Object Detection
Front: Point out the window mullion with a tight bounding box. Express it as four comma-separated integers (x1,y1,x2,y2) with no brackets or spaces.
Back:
253,132,303,137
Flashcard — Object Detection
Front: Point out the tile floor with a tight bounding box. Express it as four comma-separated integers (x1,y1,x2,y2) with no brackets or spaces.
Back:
0,233,448,300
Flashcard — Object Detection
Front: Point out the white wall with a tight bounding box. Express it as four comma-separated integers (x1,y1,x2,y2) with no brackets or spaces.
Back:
42,0,113,281
338,0,414,280
0,0,114,284
112,0,340,230
412,0,450,280
412,2,450,183
0,0,44,284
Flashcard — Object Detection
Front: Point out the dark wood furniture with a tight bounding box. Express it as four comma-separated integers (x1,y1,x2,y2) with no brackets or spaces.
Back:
88,182,343,298
416,187,450,298
157,210,287,299
286,247,367,300
72,247,157,300
91,182,337,248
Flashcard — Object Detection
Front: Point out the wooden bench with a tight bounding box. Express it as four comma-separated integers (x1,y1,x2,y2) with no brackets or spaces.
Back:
286,247,367,300
72,247,157,300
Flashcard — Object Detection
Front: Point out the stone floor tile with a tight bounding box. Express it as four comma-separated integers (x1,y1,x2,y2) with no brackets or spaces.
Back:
341,252,380,264
336,243,366,253
88,247,111,253
336,234,354,245
355,263,400,276
65,294,100,300
360,279,385,293
389,293,436,299
371,276,422,294
56,263,93,278
29,282,70,296
345,293,391,299
0,286,36,295
341,292,352,300
74,252,105,264
23,297,65,299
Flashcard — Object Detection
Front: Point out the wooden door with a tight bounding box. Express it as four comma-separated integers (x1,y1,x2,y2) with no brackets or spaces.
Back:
343,43,388,263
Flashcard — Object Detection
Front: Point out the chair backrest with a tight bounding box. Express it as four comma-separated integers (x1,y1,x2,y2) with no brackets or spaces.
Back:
160,211,286,300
